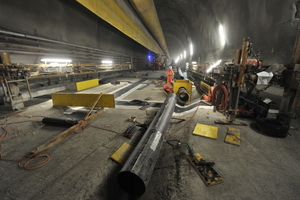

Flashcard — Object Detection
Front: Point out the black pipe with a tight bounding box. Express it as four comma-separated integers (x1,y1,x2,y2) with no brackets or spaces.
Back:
117,93,177,196
177,87,190,106
42,117,78,127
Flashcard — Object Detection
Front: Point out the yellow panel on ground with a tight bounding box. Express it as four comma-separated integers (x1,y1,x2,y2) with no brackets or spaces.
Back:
76,79,99,91
224,127,241,146
110,142,133,165
51,93,115,108
193,123,218,139
173,79,193,101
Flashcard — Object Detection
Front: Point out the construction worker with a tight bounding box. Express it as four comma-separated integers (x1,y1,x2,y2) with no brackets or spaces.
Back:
165,66,174,83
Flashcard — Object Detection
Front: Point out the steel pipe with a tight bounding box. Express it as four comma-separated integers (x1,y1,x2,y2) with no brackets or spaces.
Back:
177,87,190,106
117,93,176,196
129,0,170,57
0,30,127,57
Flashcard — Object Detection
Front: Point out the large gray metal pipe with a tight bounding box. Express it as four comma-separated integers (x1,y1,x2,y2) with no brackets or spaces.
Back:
117,93,176,196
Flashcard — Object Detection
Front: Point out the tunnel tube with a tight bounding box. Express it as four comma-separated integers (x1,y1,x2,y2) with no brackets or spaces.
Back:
117,93,176,196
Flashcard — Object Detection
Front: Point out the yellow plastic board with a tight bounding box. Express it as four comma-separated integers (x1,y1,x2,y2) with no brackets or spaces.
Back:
76,78,99,91
110,142,133,165
193,123,218,139
51,93,115,108
224,127,241,146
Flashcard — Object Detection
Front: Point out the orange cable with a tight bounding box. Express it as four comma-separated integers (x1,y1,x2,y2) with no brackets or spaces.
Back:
211,85,229,113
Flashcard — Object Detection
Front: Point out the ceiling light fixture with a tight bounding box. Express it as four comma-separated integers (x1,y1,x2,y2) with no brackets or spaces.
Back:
206,60,222,73
41,58,72,63
102,60,113,64
219,24,226,46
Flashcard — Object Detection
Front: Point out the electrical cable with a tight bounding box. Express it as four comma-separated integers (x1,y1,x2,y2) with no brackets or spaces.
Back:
211,85,229,113
165,96,204,137
0,114,51,169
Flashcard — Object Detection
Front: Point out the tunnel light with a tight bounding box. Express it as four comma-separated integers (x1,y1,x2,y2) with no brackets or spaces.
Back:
180,54,183,59
41,58,72,63
219,25,226,46
192,61,197,65
206,60,222,73
175,56,180,64
184,50,186,59
190,44,193,56
148,51,152,62
102,60,113,64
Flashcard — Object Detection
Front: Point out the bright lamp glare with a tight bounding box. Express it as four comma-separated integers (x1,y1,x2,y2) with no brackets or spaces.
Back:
102,60,113,64
184,50,186,59
41,59,72,63
219,25,226,46
206,60,222,73
190,44,193,56
192,61,197,65
175,56,180,63
180,54,183,59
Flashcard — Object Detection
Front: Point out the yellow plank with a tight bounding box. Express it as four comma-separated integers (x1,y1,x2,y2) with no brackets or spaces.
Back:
193,123,218,139
224,127,241,146
110,142,133,165
76,79,99,91
173,79,193,101
51,93,115,108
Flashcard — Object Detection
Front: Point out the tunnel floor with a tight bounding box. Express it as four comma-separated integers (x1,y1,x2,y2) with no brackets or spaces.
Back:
0,77,300,200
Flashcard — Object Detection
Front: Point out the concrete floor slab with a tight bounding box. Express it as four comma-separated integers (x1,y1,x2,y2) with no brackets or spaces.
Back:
0,77,300,200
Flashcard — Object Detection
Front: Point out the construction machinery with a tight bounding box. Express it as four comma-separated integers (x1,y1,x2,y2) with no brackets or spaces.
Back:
210,38,268,124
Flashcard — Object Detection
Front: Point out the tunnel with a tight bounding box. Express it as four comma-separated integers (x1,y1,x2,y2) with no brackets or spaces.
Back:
1,1,300,200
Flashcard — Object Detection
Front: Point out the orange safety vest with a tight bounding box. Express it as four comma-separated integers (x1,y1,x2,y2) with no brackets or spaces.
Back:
165,69,174,76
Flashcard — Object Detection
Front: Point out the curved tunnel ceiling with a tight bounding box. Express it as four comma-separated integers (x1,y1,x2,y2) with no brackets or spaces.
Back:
153,0,299,65
0,0,299,67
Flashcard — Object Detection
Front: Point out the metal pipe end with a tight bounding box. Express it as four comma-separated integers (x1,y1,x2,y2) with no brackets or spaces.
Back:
117,171,146,196
177,87,190,105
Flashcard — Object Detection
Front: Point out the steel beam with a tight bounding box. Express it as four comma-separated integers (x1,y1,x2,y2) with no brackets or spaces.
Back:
76,0,164,55
117,93,176,196
129,0,170,57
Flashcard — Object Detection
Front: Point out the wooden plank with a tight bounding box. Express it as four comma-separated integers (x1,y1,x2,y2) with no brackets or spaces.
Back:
193,123,218,139
31,108,104,155
171,116,186,121
51,93,115,108
76,78,99,91
84,93,102,120
224,127,241,146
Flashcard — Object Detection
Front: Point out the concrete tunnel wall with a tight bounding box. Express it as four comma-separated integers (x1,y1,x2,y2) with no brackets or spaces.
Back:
0,0,299,67
0,0,149,65
154,0,300,66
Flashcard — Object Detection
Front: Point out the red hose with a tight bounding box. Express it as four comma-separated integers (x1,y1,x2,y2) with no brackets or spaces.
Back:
212,85,229,113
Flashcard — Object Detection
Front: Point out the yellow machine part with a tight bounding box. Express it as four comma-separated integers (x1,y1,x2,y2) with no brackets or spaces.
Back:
110,142,133,165
173,79,193,101
51,93,115,108
200,81,211,95
76,79,99,91
224,127,241,146
193,123,218,139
